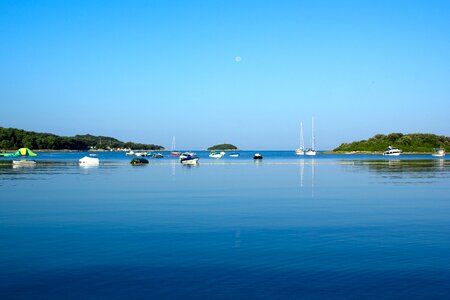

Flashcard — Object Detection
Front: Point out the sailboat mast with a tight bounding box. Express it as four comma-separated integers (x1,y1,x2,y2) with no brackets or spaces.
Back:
300,122,304,149
311,117,315,150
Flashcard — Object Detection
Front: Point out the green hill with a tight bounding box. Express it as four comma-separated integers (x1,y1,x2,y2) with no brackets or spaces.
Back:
207,143,238,151
333,133,449,153
0,127,164,151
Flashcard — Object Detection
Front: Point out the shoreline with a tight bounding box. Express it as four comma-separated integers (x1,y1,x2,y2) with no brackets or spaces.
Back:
0,149,439,155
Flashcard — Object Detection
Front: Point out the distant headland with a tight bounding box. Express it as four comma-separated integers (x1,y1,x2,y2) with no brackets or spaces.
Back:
207,143,238,151
0,127,164,151
332,133,449,153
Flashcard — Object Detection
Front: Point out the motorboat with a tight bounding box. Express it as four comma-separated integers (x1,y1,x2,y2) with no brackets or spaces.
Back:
179,152,196,160
432,148,445,157
383,146,402,156
180,153,199,165
209,151,225,158
152,153,164,158
135,151,151,157
253,153,263,160
79,156,100,166
229,153,239,158
130,157,149,165
125,150,135,156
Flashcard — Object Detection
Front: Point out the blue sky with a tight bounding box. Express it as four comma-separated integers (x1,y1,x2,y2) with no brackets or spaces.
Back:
1,0,449,150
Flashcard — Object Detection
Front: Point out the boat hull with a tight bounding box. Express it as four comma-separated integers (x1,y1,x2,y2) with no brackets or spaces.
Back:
295,149,305,155
79,156,99,166
180,158,199,165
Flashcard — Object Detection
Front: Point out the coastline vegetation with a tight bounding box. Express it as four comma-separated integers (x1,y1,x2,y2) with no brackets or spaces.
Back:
333,133,449,153
207,143,238,151
0,127,164,151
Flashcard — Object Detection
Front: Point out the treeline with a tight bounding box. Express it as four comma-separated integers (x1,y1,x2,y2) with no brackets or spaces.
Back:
207,143,238,151
0,127,164,150
334,133,449,152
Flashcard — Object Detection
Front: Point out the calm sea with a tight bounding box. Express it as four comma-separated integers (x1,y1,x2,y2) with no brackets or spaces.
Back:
1,151,449,299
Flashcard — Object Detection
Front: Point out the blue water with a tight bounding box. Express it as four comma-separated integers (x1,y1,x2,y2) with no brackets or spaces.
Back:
1,151,449,299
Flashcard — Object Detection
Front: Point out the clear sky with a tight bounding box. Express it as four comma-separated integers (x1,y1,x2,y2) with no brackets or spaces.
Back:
1,0,449,150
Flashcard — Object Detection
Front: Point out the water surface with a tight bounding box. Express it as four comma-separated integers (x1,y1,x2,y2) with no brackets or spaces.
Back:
1,152,449,299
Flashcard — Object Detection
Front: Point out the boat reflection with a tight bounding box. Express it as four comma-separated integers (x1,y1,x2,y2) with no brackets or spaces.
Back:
298,158,315,197
342,159,449,184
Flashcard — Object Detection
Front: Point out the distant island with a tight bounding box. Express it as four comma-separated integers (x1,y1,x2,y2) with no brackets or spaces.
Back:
0,127,164,151
333,133,449,153
207,143,238,151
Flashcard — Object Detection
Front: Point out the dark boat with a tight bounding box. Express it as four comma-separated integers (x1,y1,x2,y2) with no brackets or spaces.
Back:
130,157,149,165
253,153,263,160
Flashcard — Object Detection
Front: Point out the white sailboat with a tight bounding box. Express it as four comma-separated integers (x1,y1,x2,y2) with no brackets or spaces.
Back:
305,117,317,156
295,122,305,155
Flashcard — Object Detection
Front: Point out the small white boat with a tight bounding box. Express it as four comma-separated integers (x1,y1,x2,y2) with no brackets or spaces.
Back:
229,153,239,158
79,156,100,166
383,146,402,156
125,150,135,156
180,153,199,165
209,151,225,158
432,148,445,157
12,160,36,166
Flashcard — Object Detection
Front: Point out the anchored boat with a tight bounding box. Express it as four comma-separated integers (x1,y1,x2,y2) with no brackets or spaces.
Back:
180,152,199,165
383,146,402,156
209,151,225,158
432,148,445,157
295,122,305,155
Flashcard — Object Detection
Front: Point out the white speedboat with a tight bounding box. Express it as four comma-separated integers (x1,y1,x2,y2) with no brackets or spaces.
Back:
229,153,239,158
79,156,100,166
295,122,305,155
180,153,199,165
125,150,135,156
432,148,445,157
383,146,402,156
209,151,225,158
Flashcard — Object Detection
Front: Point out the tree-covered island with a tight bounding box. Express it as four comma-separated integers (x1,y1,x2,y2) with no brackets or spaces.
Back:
207,143,238,151
333,133,449,153
0,127,164,151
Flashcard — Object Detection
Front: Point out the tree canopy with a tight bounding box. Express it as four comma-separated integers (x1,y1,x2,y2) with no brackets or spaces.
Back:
333,133,449,152
207,143,238,151
0,127,164,150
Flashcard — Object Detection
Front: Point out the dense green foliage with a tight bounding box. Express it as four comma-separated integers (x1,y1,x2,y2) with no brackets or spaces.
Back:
334,133,449,152
207,143,238,151
0,127,164,150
